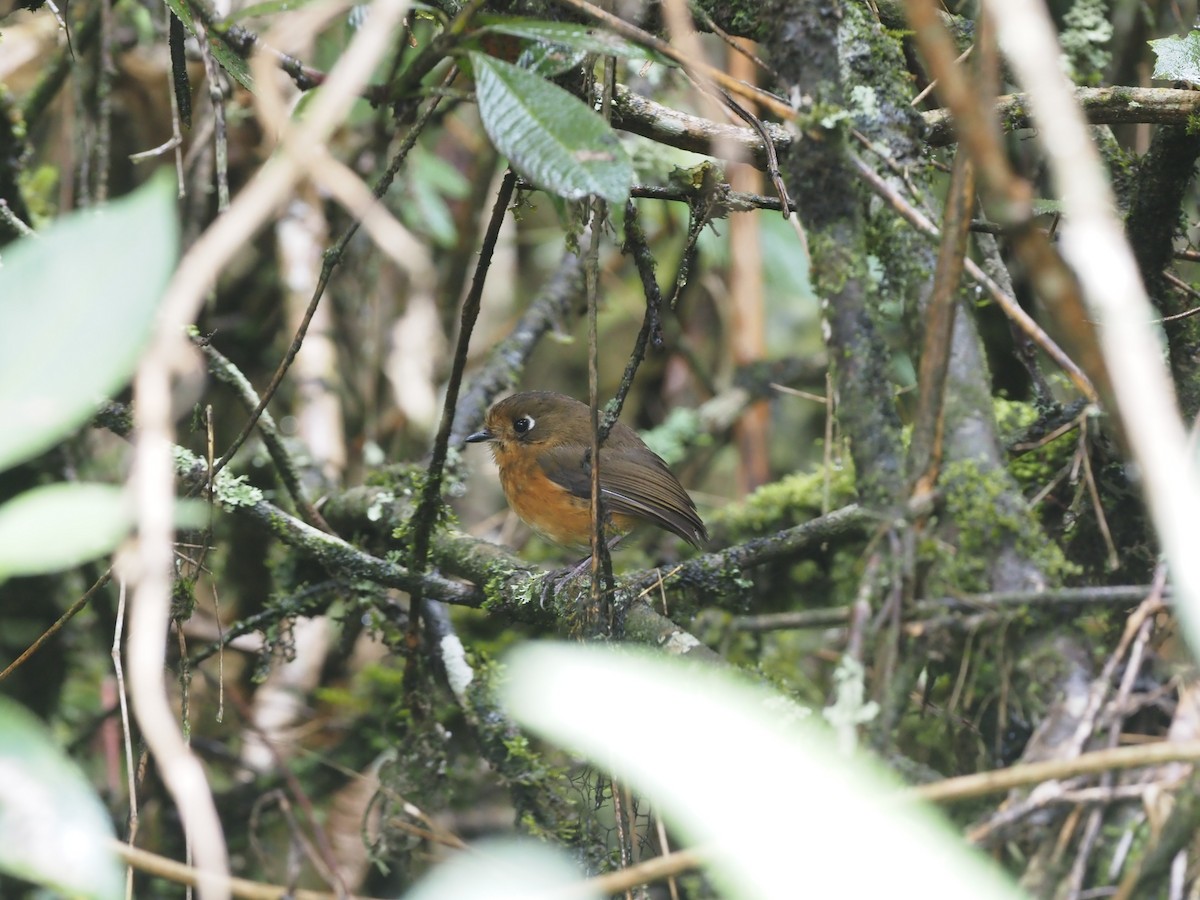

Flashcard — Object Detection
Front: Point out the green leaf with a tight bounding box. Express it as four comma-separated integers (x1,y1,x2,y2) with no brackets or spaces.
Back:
516,43,590,79
0,484,133,580
477,18,671,66
470,52,633,203
176,498,211,530
394,145,472,247
1032,198,1064,217
408,839,595,900
504,644,1021,899
0,173,178,473
161,0,254,91
0,697,122,900
227,0,322,23
1150,32,1200,85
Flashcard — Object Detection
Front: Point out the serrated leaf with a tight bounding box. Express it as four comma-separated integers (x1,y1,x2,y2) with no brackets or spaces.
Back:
1150,32,1200,85
0,697,122,900
0,484,133,580
470,52,633,203
477,18,672,66
0,173,178,473
161,0,254,91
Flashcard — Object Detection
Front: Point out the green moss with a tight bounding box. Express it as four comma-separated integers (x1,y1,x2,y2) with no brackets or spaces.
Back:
639,406,712,465
805,231,855,296
719,463,857,537
925,459,1079,595
1059,0,1113,85
17,164,59,225
172,446,264,508
171,574,197,622
483,564,548,609
994,398,1076,489
386,461,464,557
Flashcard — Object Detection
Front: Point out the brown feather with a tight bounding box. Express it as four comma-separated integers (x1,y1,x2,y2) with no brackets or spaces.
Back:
473,392,708,548
537,441,708,547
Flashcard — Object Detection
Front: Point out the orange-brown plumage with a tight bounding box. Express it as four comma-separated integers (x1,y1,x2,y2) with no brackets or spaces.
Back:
466,391,707,550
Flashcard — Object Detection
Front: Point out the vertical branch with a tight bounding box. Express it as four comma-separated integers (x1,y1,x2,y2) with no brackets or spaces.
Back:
728,40,769,494
602,198,662,440
904,0,1113,407
908,148,974,498
586,195,615,628
195,22,230,212
127,4,411,894
587,56,618,632
403,170,516,668
211,85,448,476
96,0,114,202
128,358,230,900
111,579,139,900
983,0,1200,652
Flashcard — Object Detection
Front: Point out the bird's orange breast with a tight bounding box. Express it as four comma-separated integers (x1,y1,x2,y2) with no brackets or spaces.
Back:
491,442,635,548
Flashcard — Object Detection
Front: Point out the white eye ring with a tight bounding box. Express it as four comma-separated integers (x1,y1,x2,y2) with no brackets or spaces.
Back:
513,415,535,435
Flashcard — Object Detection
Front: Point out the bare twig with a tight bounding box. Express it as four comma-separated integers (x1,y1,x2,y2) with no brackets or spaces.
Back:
0,568,112,681
983,0,1200,651
111,579,139,900
909,148,974,496
404,170,516,667
551,0,794,120
200,341,332,531
211,70,453,477
127,1,411,894
913,739,1200,805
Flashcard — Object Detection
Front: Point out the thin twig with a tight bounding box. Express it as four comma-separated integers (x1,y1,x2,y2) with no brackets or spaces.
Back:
199,341,332,531
606,199,664,440
211,77,451,477
908,148,974,496
1077,419,1119,571
732,584,1167,633
195,20,230,212
551,0,794,121
0,568,112,681
128,1,412,892
110,840,387,900
111,579,139,900
912,739,1200,805
403,169,516,673
850,151,1098,402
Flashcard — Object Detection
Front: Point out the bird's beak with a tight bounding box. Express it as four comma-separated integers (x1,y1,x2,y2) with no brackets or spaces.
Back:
466,428,494,443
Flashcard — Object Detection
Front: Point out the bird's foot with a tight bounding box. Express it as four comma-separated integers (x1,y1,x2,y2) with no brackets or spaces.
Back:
539,559,593,608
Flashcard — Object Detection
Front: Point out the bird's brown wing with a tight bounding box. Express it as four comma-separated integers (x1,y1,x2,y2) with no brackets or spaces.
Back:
537,443,708,547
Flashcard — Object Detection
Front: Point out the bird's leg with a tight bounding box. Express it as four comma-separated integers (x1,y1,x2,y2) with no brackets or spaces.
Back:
540,534,627,608
566,532,626,581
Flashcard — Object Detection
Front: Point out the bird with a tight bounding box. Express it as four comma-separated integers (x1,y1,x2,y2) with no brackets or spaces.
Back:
466,391,708,551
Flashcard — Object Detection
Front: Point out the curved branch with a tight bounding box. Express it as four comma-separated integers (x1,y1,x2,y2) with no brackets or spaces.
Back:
923,87,1200,147
615,83,1200,163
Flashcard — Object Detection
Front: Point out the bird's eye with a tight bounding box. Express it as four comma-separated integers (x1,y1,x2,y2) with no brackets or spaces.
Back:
513,416,535,435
